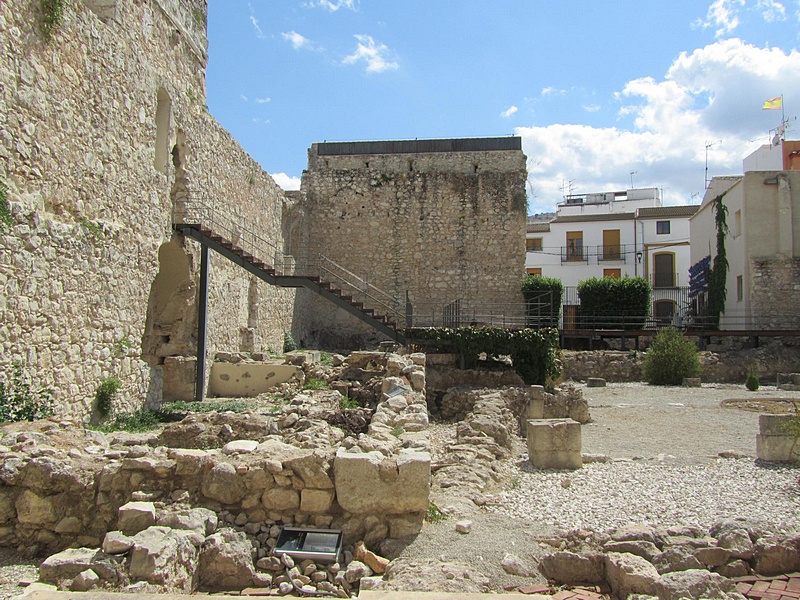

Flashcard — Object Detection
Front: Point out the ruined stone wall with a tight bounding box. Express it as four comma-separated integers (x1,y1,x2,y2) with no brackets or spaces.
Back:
295,141,528,349
750,256,800,329
0,0,294,417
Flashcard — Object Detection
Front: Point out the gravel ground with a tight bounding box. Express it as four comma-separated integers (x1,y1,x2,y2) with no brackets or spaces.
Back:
392,382,800,592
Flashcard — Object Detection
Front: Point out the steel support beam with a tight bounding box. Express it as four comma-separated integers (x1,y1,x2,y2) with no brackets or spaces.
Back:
195,243,209,402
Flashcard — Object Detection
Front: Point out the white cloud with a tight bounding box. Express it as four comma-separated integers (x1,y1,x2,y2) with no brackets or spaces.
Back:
501,106,518,118
757,0,786,22
271,173,302,190
343,34,399,73
282,30,311,50
248,3,265,39
255,97,271,104
316,0,357,11
583,104,601,113
541,86,566,96
693,0,744,37
240,94,248,102
517,39,800,213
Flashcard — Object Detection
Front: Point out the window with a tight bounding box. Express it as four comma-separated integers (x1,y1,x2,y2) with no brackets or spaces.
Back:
734,210,742,237
656,221,671,235
653,252,676,287
736,275,743,301
154,88,172,174
602,229,621,260
603,269,621,278
566,231,583,261
526,268,542,276
526,237,543,252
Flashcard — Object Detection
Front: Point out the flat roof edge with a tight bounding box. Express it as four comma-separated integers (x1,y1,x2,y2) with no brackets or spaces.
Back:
315,137,522,156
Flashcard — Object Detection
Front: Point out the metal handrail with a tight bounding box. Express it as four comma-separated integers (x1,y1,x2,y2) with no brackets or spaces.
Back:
173,196,405,322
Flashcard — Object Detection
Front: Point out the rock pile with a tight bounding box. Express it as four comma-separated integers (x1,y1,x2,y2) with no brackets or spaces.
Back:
36,501,380,595
537,520,800,599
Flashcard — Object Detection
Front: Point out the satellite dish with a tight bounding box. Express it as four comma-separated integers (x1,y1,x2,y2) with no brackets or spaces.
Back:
772,134,780,146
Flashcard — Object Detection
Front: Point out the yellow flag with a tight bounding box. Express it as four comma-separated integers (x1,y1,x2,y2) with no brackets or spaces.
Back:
762,96,782,110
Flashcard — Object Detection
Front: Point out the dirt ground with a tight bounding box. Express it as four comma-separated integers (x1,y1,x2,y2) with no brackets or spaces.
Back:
580,382,800,464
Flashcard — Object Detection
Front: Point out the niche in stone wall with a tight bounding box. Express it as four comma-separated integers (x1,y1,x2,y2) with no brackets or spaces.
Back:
154,88,172,174
141,238,197,368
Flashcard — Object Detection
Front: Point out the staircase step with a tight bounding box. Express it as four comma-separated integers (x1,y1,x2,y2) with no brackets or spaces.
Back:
306,276,321,283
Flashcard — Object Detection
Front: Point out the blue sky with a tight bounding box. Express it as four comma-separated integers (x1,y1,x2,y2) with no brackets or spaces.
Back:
206,0,800,213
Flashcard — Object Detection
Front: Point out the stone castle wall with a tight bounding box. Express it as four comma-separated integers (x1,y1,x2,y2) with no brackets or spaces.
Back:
750,256,800,329
0,0,294,417
295,141,528,349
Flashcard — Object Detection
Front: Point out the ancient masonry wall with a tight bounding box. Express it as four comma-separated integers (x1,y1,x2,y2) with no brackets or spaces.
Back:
295,141,528,349
0,0,294,417
750,256,800,329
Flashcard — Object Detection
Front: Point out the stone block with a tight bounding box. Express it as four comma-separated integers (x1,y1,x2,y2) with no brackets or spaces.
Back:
334,448,430,514
527,419,582,470
162,356,197,402
209,363,302,397
682,377,701,387
756,434,800,463
756,414,800,463
118,501,156,535
300,489,335,513
586,377,606,387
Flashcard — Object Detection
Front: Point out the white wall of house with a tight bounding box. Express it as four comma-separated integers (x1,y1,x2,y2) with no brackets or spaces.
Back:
526,188,697,317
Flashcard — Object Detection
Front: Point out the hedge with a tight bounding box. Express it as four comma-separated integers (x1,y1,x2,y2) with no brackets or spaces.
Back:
521,275,563,328
407,326,560,385
577,276,651,329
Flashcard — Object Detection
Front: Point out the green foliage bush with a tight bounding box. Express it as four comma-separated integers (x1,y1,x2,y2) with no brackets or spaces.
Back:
0,180,12,232
0,364,55,422
642,328,701,385
94,410,161,433
304,378,330,390
408,326,560,385
745,369,760,391
283,332,298,353
521,275,563,327
577,276,651,329
40,0,68,40
95,376,121,418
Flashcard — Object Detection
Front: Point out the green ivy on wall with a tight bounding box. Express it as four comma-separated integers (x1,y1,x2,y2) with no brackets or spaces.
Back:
0,180,12,232
40,0,68,41
407,325,560,386
707,192,729,329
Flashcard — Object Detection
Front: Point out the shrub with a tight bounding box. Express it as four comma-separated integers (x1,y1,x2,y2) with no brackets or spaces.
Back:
0,364,55,422
577,276,651,329
408,326,560,386
95,410,161,433
746,368,760,391
521,275,563,327
95,376,121,418
304,378,329,390
642,328,701,385
283,332,298,353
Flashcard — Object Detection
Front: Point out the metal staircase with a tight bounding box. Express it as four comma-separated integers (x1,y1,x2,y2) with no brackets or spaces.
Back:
172,197,406,344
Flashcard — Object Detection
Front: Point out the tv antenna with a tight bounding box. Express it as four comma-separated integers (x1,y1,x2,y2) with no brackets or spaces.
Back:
559,178,576,198
705,140,721,190
629,170,638,189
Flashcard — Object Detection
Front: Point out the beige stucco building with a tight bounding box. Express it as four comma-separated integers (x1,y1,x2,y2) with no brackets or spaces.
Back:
690,140,800,329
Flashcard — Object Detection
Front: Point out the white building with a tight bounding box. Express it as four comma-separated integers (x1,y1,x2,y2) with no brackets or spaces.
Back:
526,188,698,320
690,139,800,330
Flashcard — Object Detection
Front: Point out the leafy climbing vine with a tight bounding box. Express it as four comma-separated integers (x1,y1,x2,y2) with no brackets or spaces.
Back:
407,326,560,386
40,0,68,41
0,180,12,232
707,192,729,329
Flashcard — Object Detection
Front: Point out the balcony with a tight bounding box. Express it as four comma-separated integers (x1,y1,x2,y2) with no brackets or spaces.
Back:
561,246,588,264
651,272,680,288
595,244,628,262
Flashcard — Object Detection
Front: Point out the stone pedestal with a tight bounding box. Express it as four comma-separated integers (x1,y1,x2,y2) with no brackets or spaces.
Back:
527,418,582,470
756,414,800,463
526,386,546,420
